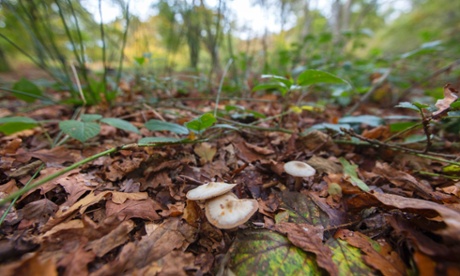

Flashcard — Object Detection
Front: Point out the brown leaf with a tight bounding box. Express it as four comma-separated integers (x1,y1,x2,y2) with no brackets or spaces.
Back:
21,198,58,225
85,220,135,257
0,253,57,276
370,192,460,240
105,198,162,221
335,229,406,276
136,250,198,276
276,222,338,275
194,142,216,164
57,244,96,276
92,218,197,275
433,84,458,118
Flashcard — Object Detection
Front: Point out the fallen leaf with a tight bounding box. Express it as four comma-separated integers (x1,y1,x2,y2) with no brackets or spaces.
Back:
335,229,406,276
433,84,458,118
326,237,375,275
0,253,57,276
226,229,321,275
21,198,58,226
194,142,216,164
85,220,135,257
92,218,197,275
105,198,162,221
371,192,460,240
275,222,338,275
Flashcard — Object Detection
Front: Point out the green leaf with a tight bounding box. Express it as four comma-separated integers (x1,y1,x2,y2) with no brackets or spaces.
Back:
252,82,289,93
395,102,428,112
389,121,419,132
101,118,139,133
145,119,189,135
11,78,43,103
297,70,348,87
81,114,103,122
138,137,185,145
338,115,384,127
185,113,216,134
339,158,370,192
0,116,39,135
227,229,320,275
59,120,100,142
326,238,375,275
261,74,293,87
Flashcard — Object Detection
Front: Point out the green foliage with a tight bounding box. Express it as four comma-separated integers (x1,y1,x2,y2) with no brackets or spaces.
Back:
59,120,101,143
185,113,217,134
0,116,38,135
11,78,43,103
59,115,139,143
253,70,348,96
145,119,190,135
339,158,370,192
227,230,320,275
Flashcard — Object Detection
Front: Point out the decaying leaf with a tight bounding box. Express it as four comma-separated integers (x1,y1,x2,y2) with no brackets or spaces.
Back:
226,229,321,275
433,84,458,118
335,229,407,276
275,222,338,275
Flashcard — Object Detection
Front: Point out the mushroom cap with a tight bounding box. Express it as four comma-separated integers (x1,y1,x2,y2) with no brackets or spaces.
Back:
284,161,316,177
205,192,258,229
186,182,237,200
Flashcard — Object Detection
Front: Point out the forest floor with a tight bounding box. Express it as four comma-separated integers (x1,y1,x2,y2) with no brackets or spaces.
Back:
0,68,460,275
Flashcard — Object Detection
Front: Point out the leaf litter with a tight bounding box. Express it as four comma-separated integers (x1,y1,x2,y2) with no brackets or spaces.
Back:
1,86,460,275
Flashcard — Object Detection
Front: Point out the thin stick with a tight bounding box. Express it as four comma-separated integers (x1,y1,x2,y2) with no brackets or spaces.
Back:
70,63,86,105
214,58,233,117
346,69,391,115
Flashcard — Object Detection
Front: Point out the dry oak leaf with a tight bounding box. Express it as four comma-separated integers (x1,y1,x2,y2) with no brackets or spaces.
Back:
0,252,57,276
85,220,135,257
194,142,216,164
370,192,460,240
433,84,458,118
91,218,197,275
105,198,162,221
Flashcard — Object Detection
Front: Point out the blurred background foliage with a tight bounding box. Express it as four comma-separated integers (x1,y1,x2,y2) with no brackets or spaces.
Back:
0,0,459,104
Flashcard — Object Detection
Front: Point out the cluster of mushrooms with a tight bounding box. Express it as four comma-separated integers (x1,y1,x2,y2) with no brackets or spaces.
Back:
186,182,259,229
185,161,315,229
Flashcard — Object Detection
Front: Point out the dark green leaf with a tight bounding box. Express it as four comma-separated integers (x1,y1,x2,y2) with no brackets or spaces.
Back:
297,70,348,87
59,120,100,142
145,119,189,135
101,118,139,133
389,121,419,132
185,113,216,134
11,78,43,103
0,116,38,135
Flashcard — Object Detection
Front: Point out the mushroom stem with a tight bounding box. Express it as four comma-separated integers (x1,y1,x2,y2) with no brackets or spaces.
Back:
294,177,302,191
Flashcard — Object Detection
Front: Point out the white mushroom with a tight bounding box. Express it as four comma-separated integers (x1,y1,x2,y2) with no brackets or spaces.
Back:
205,192,258,229
284,160,316,190
186,182,237,200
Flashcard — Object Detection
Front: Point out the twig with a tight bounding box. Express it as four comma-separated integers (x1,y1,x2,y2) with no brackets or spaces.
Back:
214,58,233,117
401,58,460,97
343,129,460,165
346,69,391,115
